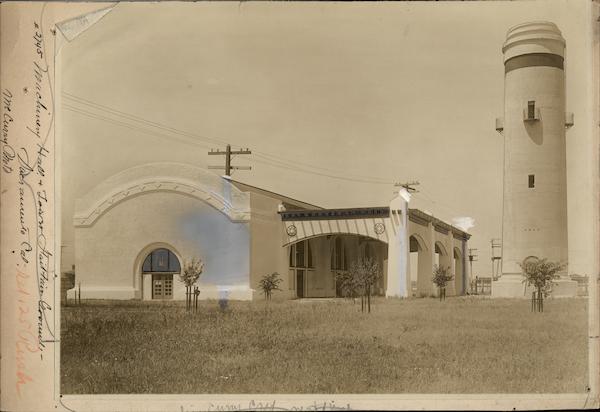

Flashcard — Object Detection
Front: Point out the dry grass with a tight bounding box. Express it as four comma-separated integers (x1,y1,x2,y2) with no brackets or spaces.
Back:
60,296,588,394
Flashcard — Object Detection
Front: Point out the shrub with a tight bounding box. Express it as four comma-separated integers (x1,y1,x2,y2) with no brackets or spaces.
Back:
180,258,204,310
432,265,453,301
518,257,566,312
335,270,360,301
341,257,381,313
180,258,204,287
258,272,282,300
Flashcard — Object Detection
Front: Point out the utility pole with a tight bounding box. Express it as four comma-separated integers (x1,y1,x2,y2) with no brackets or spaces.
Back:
208,144,252,177
468,248,478,294
491,238,502,280
468,248,478,277
394,181,420,193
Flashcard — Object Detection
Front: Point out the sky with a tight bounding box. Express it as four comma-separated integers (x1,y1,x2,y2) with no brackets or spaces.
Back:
59,0,594,277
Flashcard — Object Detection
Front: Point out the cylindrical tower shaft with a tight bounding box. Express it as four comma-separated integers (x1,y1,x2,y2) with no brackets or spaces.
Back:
500,22,568,278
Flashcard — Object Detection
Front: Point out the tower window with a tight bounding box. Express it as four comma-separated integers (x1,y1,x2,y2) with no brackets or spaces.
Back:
528,174,535,188
527,101,536,120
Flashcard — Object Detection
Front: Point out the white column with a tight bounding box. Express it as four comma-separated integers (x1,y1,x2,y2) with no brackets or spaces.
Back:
386,190,410,298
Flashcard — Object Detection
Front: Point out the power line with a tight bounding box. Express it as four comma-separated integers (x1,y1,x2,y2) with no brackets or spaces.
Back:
62,92,397,185
65,96,466,222
64,92,474,220
64,100,394,185
62,104,212,149
253,153,395,185
413,187,466,218
255,151,393,184
65,91,394,183
63,92,227,146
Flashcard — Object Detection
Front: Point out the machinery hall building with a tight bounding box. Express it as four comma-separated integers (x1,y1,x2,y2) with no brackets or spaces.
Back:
66,162,471,302
62,19,584,302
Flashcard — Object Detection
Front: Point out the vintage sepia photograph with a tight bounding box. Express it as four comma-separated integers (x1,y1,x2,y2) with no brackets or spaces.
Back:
57,0,592,396
1,0,599,410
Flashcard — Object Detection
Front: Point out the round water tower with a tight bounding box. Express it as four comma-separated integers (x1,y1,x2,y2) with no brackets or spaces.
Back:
494,21,574,296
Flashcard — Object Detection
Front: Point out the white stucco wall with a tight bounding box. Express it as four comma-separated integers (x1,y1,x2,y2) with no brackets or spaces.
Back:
73,190,251,300
247,191,293,300
70,163,253,300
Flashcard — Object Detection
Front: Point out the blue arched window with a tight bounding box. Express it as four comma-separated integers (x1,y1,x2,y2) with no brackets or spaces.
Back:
142,248,181,273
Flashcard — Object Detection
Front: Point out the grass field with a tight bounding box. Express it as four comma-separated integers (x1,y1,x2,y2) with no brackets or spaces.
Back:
60,296,588,394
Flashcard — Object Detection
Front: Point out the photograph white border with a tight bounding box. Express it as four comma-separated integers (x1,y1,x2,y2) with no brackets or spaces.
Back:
0,1,598,411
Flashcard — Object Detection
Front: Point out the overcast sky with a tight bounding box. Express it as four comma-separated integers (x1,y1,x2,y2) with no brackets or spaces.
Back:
60,0,592,276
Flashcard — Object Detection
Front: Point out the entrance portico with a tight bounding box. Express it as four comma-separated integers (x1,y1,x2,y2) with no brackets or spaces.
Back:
279,190,471,299
285,234,388,299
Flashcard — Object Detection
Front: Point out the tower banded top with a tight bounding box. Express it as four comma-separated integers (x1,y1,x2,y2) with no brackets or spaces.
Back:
502,21,565,63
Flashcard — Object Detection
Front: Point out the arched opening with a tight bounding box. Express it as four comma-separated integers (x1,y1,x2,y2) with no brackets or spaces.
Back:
434,241,448,265
454,247,464,295
139,247,181,300
286,234,387,299
410,234,432,297
409,235,421,296
433,241,455,296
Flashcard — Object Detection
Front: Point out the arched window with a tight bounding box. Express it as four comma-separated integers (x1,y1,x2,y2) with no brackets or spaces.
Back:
142,248,181,273
141,248,180,300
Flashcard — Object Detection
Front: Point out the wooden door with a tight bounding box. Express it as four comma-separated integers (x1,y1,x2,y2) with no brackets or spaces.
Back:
152,274,173,299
